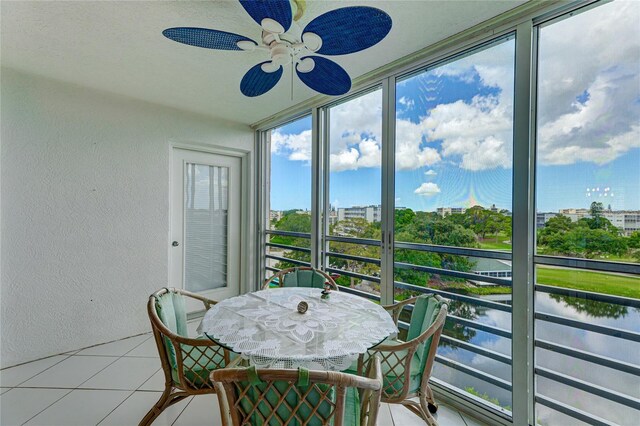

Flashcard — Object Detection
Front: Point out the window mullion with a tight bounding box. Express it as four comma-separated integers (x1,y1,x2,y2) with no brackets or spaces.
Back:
311,107,322,268
512,19,536,426
381,76,396,306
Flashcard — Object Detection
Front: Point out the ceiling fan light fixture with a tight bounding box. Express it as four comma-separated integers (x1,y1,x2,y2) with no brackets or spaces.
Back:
261,17,285,34
302,32,322,52
296,57,315,73
261,62,281,73
236,40,256,51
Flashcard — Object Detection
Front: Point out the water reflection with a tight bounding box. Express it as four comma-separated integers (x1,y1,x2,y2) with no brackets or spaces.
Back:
548,293,631,319
433,290,640,424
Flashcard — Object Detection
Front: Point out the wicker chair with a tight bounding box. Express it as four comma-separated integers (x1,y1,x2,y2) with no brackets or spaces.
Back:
211,356,383,426
262,266,339,291
140,287,233,426
352,294,448,425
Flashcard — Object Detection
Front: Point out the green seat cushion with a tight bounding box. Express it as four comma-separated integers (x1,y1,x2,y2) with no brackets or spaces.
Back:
236,380,337,426
170,343,226,387
361,337,422,395
407,295,442,376
344,386,361,426
282,269,326,289
155,292,190,367
156,291,227,388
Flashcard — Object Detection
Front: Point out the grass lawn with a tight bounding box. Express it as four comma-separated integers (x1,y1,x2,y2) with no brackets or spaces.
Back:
599,254,638,263
478,234,512,251
536,266,639,299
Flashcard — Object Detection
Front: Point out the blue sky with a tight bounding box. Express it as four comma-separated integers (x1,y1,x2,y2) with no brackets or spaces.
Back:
270,1,639,213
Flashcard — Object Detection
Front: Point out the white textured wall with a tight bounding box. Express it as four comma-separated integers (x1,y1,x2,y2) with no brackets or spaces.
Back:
0,69,254,367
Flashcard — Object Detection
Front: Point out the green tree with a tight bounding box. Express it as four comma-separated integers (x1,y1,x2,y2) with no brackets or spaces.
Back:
395,208,416,229
627,231,640,249
270,212,311,269
329,218,381,289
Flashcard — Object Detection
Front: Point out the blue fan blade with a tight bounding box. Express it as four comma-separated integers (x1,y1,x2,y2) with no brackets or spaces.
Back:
163,27,255,51
296,56,351,96
239,0,292,32
303,7,392,55
240,62,283,97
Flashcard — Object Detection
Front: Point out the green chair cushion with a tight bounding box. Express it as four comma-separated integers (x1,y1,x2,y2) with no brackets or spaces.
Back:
407,295,442,376
155,291,227,388
156,293,178,334
282,269,326,289
346,338,422,395
155,292,189,368
170,343,226,387
235,369,353,426
344,386,361,426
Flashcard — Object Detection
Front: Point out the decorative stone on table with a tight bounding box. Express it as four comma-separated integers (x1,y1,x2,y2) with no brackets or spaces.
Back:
297,301,309,314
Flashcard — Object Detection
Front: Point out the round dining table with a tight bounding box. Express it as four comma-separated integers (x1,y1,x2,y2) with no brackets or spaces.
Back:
198,287,398,371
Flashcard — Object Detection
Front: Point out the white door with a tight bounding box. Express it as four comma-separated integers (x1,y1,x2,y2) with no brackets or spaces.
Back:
171,148,241,311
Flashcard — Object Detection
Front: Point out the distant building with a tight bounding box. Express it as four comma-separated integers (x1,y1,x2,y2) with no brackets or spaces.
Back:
603,211,640,236
471,258,512,280
270,210,283,222
337,205,381,223
536,209,640,236
536,212,558,229
437,207,467,217
558,208,590,222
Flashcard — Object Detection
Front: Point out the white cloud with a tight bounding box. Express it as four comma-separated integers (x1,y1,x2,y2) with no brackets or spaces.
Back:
272,2,639,173
414,182,441,196
535,1,640,165
425,94,513,171
425,169,437,176
398,96,415,109
327,91,383,171
329,148,360,171
395,118,442,170
394,40,516,172
328,138,382,172
271,129,312,162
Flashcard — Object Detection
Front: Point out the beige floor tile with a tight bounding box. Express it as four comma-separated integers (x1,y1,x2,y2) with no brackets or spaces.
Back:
138,368,165,391
125,337,160,358
76,334,150,357
173,394,223,426
0,356,68,387
98,391,190,426
377,403,395,426
79,356,161,390
25,389,131,426
20,356,116,388
0,388,70,426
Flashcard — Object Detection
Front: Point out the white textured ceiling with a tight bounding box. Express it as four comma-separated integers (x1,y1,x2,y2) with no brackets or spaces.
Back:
1,0,525,124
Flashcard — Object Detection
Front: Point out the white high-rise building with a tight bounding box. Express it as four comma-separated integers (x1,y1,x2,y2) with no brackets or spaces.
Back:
337,205,382,223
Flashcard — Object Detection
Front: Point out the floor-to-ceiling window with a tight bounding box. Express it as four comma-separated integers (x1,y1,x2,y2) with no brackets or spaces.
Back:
393,37,516,414
323,89,383,299
264,116,313,277
533,2,640,424
257,2,639,423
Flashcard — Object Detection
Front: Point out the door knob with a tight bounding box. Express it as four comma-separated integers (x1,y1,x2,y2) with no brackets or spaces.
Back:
172,241,179,247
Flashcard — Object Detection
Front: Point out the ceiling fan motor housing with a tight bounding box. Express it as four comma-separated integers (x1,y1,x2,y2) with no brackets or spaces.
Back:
270,44,292,66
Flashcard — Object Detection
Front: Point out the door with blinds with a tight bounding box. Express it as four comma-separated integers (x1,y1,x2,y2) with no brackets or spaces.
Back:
171,148,241,311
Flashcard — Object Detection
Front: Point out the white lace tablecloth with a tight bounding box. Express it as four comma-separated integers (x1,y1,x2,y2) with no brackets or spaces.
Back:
198,287,398,371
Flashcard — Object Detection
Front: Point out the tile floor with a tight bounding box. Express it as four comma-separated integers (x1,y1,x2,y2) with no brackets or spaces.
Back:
0,322,486,426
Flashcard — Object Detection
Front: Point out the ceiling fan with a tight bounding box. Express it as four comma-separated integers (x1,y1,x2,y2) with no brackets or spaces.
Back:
162,0,392,97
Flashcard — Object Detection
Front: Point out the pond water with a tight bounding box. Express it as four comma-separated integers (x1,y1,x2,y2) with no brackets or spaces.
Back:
432,291,640,425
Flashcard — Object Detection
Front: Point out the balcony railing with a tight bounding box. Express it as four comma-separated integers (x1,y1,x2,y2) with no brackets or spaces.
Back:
263,231,640,424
